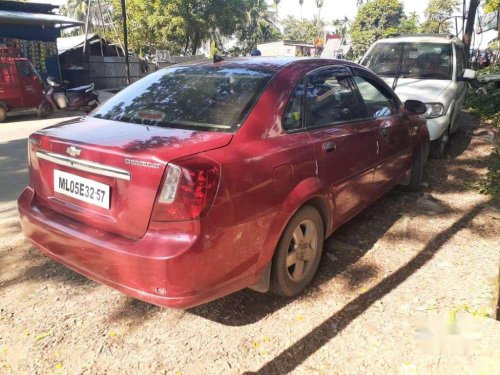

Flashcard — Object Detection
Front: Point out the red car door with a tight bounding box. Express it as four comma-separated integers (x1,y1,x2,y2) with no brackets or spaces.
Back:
15,59,43,108
351,71,413,193
304,66,379,227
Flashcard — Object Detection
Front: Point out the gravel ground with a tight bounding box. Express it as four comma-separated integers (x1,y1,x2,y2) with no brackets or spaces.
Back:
0,111,499,375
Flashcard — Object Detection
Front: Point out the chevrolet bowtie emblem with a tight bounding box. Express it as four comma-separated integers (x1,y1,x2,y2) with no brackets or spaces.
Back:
66,146,82,158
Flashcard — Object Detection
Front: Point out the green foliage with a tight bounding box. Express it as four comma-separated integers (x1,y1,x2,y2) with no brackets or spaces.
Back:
332,17,350,37
484,0,500,13
421,0,458,34
236,0,282,54
282,16,321,44
475,145,500,198
399,12,420,34
465,75,500,198
349,0,404,57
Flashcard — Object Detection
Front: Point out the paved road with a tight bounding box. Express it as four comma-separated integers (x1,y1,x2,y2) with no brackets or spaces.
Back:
0,90,117,210
0,113,79,209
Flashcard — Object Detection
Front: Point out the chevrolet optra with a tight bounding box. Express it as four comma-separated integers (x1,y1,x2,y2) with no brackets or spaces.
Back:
19,57,429,308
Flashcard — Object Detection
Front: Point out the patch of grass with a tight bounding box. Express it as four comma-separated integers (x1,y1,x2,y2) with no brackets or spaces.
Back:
475,146,500,199
464,91,500,129
465,73,499,198
477,65,500,75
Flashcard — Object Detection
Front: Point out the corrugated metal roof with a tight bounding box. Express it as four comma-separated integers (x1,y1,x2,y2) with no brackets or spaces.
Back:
0,10,84,28
57,33,97,54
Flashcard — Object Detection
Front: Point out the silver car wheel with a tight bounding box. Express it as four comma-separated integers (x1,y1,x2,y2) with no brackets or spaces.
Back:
286,219,318,282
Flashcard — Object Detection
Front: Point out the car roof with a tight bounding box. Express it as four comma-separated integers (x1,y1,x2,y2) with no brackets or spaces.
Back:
172,56,350,72
373,34,462,45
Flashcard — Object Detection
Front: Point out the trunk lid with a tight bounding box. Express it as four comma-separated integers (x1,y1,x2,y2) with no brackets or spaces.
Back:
30,117,232,238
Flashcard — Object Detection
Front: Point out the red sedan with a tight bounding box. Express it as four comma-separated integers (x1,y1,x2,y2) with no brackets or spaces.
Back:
18,58,429,308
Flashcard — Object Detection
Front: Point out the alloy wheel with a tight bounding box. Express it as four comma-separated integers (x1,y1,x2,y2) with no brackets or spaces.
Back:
286,219,318,282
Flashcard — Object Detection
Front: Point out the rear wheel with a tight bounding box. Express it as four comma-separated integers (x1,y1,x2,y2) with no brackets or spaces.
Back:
270,206,324,297
0,106,6,123
37,101,53,119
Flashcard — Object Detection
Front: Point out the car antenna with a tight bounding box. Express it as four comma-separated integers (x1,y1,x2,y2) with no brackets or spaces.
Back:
213,54,224,63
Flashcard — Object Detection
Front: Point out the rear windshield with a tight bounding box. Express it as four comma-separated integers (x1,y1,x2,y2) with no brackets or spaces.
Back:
362,42,453,80
92,65,274,131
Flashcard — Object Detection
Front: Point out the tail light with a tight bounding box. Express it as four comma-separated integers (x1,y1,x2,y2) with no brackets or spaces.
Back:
151,156,220,222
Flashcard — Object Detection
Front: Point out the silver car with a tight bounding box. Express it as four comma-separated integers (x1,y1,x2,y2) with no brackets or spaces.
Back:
361,34,476,158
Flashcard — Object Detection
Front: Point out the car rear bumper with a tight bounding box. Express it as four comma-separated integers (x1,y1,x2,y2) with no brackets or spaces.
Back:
18,187,259,309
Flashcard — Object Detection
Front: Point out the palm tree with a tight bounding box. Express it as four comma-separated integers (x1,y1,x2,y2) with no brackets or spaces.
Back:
60,0,90,34
273,0,281,18
315,0,324,38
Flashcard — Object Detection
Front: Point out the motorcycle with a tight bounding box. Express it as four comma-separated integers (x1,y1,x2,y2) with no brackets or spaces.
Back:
38,77,99,118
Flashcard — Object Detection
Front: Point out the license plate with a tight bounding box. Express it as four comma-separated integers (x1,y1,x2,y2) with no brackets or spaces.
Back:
54,170,110,209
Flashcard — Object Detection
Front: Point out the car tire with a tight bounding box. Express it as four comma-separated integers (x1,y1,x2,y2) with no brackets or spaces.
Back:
270,205,324,297
37,101,53,119
402,143,427,193
430,128,449,159
0,106,7,123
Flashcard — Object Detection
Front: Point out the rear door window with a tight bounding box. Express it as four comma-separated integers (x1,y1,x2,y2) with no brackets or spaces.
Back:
282,82,304,131
305,68,365,128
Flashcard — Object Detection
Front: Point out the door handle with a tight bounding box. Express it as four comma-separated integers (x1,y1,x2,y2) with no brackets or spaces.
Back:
322,142,336,153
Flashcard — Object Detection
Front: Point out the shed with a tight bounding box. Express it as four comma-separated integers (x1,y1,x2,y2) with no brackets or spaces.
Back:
257,40,315,57
0,0,82,79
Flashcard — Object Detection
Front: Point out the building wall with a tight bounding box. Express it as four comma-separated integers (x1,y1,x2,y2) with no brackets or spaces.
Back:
257,41,285,57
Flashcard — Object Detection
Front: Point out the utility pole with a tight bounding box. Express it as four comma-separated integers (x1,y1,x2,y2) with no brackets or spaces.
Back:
463,0,480,67
120,0,130,85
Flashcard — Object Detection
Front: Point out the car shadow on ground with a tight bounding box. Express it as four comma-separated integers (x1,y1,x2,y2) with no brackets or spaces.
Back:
243,199,490,375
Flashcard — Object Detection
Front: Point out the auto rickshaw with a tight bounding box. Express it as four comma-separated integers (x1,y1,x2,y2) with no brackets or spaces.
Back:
0,46,45,122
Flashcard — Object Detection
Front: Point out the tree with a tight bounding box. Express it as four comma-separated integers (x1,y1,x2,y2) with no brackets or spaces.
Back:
399,11,420,34
236,0,282,54
484,0,500,50
282,16,322,44
315,0,324,38
421,0,458,33
332,16,350,37
299,0,304,19
463,0,480,64
60,0,93,35
349,0,404,57
109,0,250,56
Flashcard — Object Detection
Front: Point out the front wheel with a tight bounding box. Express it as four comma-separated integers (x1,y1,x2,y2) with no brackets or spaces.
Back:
402,143,427,192
270,206,324,297
430,129,449,159
0,106,6,123
37,101,53,119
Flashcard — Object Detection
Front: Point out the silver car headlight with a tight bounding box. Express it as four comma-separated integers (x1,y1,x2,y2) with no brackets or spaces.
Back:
424,103,445,119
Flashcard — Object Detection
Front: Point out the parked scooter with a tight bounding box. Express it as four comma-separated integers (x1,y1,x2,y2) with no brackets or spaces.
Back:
38,77,99,118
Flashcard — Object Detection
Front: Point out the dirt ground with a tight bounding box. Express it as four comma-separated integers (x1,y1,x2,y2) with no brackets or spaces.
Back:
0,111,499,375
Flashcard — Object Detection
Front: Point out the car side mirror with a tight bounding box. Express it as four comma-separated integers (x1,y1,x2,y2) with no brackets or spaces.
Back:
404,100,426,115
462,69,476,80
